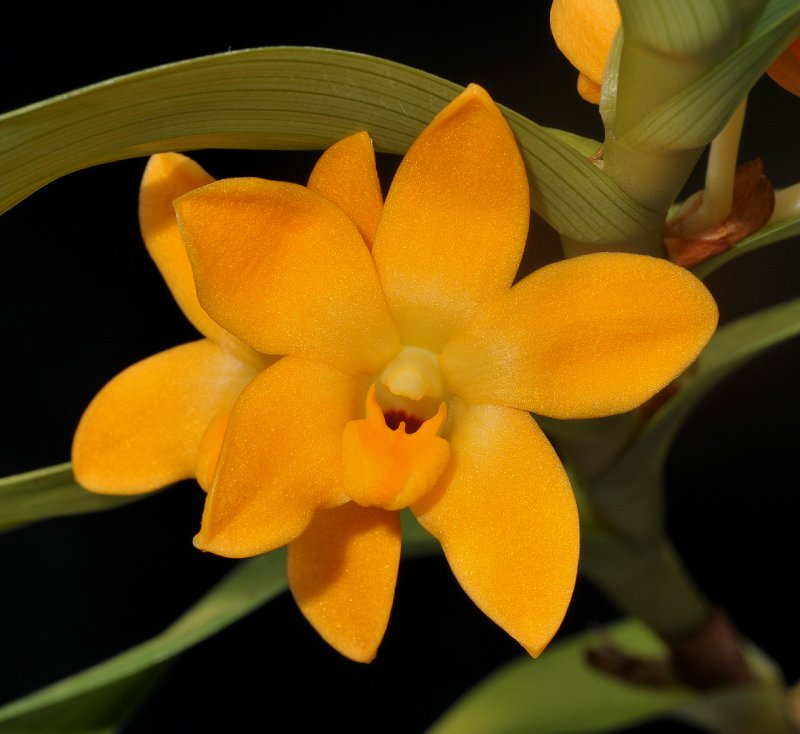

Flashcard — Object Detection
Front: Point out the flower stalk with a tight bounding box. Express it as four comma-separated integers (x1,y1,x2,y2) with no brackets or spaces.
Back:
562,0,767,256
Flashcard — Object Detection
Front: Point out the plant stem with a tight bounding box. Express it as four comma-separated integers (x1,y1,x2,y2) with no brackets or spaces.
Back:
699,98,747,228
581,528,711,639
770,182,800,223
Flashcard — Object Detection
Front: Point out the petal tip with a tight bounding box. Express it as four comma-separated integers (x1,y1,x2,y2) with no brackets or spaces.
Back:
343,645,379,664
192,528,255,559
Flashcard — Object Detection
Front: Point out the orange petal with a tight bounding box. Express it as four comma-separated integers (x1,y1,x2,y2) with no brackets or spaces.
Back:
441,253,718,419
195,410,230,492
577,72,602,104
412,403,579,657
307,132,384,249
768,36,800,96
176,178,400,374
288,503,401,663
194,357,366,558
550,0,620,96
139,153,261,367
342,386,450,510
372,84,530,351
73,339,257,494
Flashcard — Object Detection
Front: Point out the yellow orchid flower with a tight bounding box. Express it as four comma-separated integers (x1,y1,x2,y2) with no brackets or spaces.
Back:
173,83,718,663
72,154,276,493
550,0,620,103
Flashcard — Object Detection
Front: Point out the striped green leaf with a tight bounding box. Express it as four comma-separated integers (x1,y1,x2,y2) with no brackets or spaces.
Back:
0,463,139,533
0,47,658,245
621,0,800,150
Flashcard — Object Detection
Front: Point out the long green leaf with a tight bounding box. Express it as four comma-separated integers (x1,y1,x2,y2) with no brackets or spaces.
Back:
619,0,746,56
0,47,658,245
693,211,800,280
0,511,438,731
0,549,287,732
0,463,140,533
620,0,800,150
427,618,785,734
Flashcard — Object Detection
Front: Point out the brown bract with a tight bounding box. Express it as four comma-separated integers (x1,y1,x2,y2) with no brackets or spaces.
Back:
664,160,775,269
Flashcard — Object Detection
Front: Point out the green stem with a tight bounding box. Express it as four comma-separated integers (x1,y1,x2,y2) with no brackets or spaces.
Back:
580,529,711,639
563,1,753,256
601,138,702,222
770,181,800,223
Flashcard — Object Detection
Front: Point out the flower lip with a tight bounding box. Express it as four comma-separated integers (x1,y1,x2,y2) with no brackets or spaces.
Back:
342,385,450,511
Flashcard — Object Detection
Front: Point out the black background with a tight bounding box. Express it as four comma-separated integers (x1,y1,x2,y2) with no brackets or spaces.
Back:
1,6,798,733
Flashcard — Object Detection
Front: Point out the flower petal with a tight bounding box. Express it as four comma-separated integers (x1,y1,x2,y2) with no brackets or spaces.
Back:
194,357,366,558
577,73,602,104
550,0,620,100
372,84,530,350
139,153,261,366
767,36,800,97
412,403,579,656
195,411,230,492
307,131,384,249
176,178,400,374
441,253,718,419
73,339,256,494
288,502,401,663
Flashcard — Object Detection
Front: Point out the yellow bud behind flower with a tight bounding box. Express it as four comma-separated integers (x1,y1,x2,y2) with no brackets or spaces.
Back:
550,0,621,103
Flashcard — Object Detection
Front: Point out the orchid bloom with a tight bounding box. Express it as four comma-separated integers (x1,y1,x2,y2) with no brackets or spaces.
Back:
552,2,800,104
72,154,276,493
550,0,620,103
768,36,800,96
173,84,718,663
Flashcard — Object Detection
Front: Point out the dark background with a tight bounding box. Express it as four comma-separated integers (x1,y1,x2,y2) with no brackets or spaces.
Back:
1,6,798,733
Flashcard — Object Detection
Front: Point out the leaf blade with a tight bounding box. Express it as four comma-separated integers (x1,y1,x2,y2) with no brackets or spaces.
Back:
0,47,658,245
427,618,786,734
0,463,139,533
427,619,691,734
0,549,288,731
620,0,800,150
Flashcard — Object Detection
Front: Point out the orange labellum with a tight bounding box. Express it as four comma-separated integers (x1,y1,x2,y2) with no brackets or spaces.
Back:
342,386,450,510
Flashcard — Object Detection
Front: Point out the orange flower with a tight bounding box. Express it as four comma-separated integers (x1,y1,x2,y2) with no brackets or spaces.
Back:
174,84,718,662
550,0,621,103
72,155,275,493
768,36,800,96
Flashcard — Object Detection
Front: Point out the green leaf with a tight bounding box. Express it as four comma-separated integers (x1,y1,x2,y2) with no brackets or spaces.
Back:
0,549,288,732
543,128,602,158
678,686,795,734
619,0,747,57
693,211,800,280
0,511,440,731
599,27,624,131
427,618,786,734
621,0,800,150
0,463,140,534
0,47,658,245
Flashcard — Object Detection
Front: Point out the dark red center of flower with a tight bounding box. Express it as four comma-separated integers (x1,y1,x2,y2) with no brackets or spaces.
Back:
383,410,424,434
